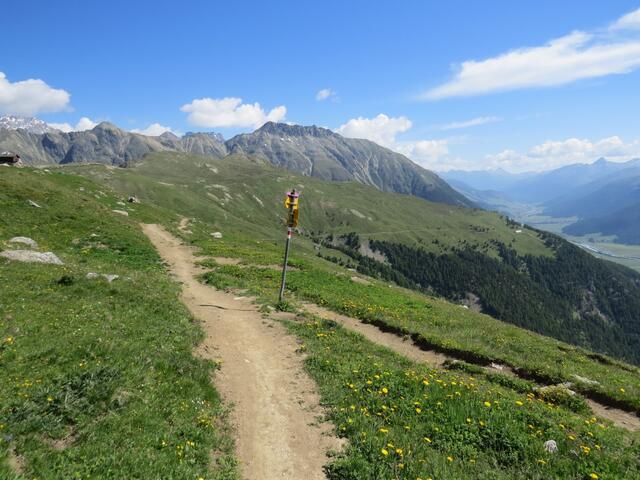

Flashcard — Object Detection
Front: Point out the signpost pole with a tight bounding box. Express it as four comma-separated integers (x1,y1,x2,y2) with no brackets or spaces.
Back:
278,226,293,302
278,189,298,302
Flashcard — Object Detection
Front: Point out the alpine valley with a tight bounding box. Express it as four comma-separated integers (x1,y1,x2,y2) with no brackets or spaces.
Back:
3,115,640,480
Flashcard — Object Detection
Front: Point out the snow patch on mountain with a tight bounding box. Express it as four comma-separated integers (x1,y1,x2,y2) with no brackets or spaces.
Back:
0,115,58,134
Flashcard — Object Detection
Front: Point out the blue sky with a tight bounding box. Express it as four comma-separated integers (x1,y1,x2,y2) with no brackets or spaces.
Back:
2,0,640,172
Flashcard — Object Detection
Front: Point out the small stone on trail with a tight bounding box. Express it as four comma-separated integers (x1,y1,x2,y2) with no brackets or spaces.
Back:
27,199,42,208
0,250,63,265
211,232,223,239
543,440,558,453
112,210,129,217
9,237,38,249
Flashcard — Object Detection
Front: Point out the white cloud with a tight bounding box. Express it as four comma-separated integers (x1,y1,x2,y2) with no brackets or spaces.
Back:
49,116,97,132
316,88,336,101
395,139,449,159
75,117,98,131
441,116,502,130
131,123,174,136
336,113,460,170
485,136,640,172
0,72,70,116
610,7,640,30
48,122,73,132
423,9,640,100
180,97,286,129
336,114,412,147
394,139,456,170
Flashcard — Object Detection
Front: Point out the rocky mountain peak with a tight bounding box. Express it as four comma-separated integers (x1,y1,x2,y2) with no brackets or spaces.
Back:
158,131,181,141
0,115,57,134
184,131,225,143
257,122,333,138
92,121,121,132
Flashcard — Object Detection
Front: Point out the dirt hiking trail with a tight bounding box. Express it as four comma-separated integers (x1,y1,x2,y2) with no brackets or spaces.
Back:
303,303,640,432
142,224,341,480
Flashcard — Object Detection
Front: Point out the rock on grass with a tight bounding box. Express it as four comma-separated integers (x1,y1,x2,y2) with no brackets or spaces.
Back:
1,250,63,265
9,237,38,249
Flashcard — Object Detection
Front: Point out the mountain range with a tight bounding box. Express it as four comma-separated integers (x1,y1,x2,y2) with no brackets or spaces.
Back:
0,117,472,208
0,115,58,135
0,121,227,165
226,122,471,207
442,158,640,244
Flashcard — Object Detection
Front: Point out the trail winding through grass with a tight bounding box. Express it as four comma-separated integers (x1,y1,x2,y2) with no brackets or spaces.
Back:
142,224,341,480
302,302,640,432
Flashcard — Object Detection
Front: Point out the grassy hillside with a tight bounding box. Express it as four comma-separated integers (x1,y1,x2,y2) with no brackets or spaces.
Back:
0,169,237,479
288,317,640,479
60,153,640,406
69,152,549,255
331,234,640,364
2,164,640,479
67,152,640,365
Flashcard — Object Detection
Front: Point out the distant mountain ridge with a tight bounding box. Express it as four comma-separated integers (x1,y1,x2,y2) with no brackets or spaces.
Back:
560,172,640,243
226,122,473,207
0,115,58,135
444,158,640,205
0,121,227,165
442,168,535,192
443,158,640,244
0,118,472,208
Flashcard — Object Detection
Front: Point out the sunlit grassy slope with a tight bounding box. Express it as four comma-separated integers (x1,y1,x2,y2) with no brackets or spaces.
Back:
68,153,640,411
287,317,640,479
68,152,550,257
0,168,237,479
2,162,640,479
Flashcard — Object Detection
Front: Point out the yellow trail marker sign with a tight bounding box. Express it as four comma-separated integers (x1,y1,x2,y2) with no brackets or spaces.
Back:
284,190,300,227
284,195,299,209
279,189,300,301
